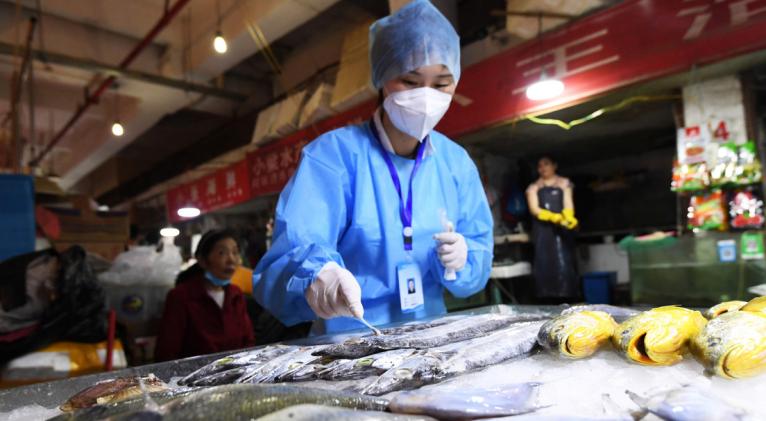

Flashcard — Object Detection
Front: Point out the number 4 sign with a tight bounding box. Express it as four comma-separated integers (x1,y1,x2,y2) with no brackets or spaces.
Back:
709,119,739,143
712,120,730,141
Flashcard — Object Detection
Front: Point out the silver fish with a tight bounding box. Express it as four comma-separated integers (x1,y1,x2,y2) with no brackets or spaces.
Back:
158,384,390,420
362,322,544,395
627,386,747,421
189,366,251,387
439,321,544,376
319,314,547,359
317,349,416,381
361,352,443,396
178,345,296,386
234,346,325,384
389,384,541,420
257,404,437,421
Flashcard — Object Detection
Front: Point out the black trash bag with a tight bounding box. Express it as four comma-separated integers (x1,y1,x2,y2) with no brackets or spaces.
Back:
0,245,107,363
0,249,55,312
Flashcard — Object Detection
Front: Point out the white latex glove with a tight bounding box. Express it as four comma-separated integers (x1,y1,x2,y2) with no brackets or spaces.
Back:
434,232,468,272
305,261,364,319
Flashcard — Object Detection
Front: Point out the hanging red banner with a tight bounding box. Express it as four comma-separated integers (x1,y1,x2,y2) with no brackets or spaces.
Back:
166,159,251,223
438,0,766,136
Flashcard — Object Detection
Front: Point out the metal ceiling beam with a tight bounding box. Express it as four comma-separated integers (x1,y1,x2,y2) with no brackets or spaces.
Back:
0,41,247,101
29,0,192,168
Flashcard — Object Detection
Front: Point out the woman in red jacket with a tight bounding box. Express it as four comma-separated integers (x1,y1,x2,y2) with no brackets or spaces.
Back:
155,229,254,361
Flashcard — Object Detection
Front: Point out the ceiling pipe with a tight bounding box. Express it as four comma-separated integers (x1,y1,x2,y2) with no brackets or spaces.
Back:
29,0,191,168
0,42,248,101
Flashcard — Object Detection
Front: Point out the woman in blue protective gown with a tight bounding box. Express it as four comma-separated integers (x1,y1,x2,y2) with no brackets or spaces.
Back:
253,0,493,334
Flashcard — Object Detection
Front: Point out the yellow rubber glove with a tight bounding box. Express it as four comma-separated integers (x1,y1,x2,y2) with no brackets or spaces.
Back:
561,208,578,230
538,209,563,224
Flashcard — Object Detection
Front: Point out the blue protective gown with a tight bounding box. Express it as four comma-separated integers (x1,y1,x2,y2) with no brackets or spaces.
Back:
253,121,493,333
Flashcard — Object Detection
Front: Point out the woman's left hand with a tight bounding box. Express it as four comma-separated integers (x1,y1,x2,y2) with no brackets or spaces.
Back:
434,232,468,271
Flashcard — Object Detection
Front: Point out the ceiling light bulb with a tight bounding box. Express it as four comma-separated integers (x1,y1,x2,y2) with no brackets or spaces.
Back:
177,207,201,218
213,31,228,54
525,74,565,101
111,121,125,137
160,227,180,238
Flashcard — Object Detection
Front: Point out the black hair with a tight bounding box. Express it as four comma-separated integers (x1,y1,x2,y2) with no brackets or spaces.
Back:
194,229,239,262
537,155,558,166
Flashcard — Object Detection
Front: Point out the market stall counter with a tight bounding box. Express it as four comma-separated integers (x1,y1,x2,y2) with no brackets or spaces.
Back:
1,303,765,420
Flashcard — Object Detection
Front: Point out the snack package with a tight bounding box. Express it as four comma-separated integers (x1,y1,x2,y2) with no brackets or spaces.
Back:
672,159,709,192
687,190,727,231
710,142,738,186
729,188,765,230
735,141,762,186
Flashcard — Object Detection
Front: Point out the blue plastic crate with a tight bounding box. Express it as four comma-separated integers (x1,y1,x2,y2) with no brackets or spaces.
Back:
583,271,617,304
0,175,35,262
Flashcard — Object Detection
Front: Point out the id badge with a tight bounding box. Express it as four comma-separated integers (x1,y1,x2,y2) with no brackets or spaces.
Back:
397,262,424,313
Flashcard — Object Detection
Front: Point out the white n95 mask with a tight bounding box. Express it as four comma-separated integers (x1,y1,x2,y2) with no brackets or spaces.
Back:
383,87,453,141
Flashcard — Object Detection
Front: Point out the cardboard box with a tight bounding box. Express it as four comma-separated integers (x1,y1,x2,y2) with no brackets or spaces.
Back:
299,83,336,128
331,21,377,112
272,90,307,137
251,101,282,146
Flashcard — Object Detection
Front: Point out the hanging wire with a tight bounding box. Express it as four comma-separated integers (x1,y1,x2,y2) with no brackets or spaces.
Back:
523,95,681,130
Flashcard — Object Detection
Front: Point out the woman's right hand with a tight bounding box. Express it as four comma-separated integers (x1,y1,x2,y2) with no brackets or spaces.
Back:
305,262,364,319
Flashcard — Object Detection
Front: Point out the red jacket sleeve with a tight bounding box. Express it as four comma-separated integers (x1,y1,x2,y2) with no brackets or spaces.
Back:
155,288,188,362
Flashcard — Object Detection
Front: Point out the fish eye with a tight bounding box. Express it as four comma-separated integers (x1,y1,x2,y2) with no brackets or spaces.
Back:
357,358,373,367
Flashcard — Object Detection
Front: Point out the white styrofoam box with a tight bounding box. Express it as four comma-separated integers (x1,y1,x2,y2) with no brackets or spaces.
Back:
490,262,532,279
577,243,630,284
251,101,282,145
683,75,748,144
299,83,336,128
272,90,307,137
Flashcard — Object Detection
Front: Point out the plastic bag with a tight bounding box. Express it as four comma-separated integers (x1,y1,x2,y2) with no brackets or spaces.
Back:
729,188,764,230
0,246,107,364
710,142,738,186
736,141,762,186
688,190,727,231
671,159,709,192
98,245,181,287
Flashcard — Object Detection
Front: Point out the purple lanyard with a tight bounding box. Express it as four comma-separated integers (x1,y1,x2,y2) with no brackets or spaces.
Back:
369,120,427,251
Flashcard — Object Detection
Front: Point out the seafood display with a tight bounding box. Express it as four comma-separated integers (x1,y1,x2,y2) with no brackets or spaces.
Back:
316,313,549,358
627,385,748,421
362,322,544,395
388,385,542,420
612,306,707,365
538,311,617,358
32,305,766,421
59,374,167,412
691,310,766,378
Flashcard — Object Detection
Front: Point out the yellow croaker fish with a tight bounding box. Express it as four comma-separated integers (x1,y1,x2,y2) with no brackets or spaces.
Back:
537,311,617,358
740,296,766,315
705,301,747,319
612,306,707,366
691,310,766,378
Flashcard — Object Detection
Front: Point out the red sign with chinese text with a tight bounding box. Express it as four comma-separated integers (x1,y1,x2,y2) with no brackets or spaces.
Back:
166,160,251,223
438,0,766,136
